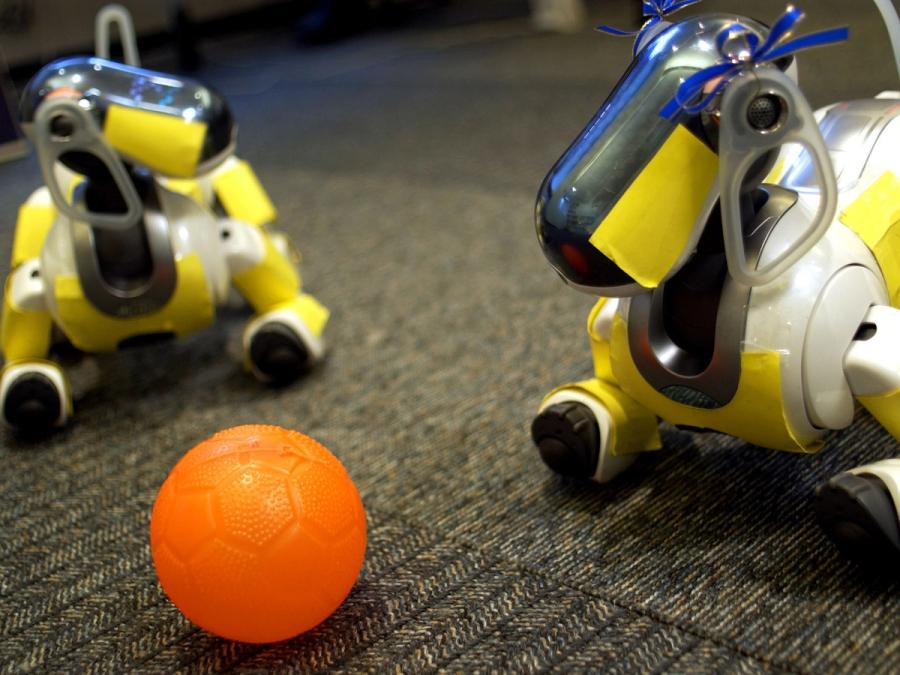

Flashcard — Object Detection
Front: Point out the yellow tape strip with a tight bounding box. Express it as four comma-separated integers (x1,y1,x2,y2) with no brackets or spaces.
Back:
587,298,615,383
232,235,300,312
858,388,900,441
589,125,718,289
1,283,52,362
53,254,213,352
839,171,900,306
162,178,206,206
212,159,277,227
609,315,820,453
764,157,786,184
104,104,207,178
273,294,330,339
11,203,56,268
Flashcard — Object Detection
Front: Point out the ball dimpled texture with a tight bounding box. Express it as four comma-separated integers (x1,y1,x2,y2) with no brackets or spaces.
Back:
150,425,366,643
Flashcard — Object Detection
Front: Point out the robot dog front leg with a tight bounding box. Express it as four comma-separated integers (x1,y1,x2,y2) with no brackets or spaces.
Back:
531,299,661,482
816,304,900,563
220,219,328,384
0,259,72,431
210,157,329,384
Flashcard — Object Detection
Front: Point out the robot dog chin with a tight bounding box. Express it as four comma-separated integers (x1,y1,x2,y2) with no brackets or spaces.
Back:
0,46,328,433
532,2,900,565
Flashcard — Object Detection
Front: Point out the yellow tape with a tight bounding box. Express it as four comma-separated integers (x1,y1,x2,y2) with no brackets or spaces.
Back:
587,298,615,383
104,104,207,178
53,253,214,352
11,203,56,268
586,297,608,337
212,159,277,227
232,235,300,312
609,315,821,453
839,171,900,306
161,178,205,206
764,158,786,184
858,388,900,441
589,125,718,289
1,281,52,361
65,173,84,201
271,294,330,339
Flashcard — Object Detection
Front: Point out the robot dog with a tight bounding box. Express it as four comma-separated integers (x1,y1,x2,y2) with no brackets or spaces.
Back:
0,56,328,432
532,2,900,564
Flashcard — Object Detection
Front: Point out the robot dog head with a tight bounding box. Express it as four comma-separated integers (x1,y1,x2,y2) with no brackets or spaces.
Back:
535,14,774,295
20,56,235,178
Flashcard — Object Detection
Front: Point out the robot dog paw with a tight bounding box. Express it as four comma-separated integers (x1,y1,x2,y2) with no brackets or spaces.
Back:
248,322,312,385
0,363,70,433
531,402,601,479
243,306,325,386
816,471,900,567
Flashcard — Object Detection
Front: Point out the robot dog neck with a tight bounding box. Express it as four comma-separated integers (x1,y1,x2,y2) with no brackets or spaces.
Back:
70,168,178,317
627,186,797,409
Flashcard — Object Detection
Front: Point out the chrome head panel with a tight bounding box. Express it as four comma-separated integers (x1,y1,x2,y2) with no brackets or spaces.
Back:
20,56,235,176
535,14,768,294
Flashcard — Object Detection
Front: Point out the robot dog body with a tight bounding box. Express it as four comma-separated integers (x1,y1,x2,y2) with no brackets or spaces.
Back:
532,11,900,563
1,57,328,430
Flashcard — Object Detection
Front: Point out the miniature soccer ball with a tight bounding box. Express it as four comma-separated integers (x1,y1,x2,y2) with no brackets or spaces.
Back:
150,425,367,643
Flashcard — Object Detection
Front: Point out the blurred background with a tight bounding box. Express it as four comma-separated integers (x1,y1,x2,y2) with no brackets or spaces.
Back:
0,0,538,74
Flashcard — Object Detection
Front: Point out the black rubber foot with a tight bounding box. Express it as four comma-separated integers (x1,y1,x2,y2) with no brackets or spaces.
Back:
249,323,311,385
816,472,900,567
531,401,600,479
3,373,62,432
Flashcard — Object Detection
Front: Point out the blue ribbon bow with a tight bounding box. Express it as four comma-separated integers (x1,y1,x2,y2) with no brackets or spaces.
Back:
659,6,848,119
597,0,704,55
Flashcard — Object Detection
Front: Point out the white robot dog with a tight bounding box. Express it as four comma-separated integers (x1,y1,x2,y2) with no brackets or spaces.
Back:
532,1,900,565
0,11,328,433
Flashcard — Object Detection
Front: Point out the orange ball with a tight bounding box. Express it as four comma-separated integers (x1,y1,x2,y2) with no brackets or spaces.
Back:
150,425,366,643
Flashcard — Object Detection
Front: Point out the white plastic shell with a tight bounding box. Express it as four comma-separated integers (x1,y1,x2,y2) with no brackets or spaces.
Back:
803,266,888,428
844,305,900,397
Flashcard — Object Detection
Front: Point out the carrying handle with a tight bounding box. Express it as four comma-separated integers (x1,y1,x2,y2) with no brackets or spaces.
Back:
33,97,142,230
95,4,141,66
718,66,837,286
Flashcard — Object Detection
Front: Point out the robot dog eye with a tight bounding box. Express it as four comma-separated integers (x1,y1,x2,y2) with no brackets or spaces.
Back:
49,113,76,140
747,95,786,132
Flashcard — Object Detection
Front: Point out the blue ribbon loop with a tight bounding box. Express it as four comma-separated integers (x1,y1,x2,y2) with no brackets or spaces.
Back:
597,0,704,55
659,6,848,119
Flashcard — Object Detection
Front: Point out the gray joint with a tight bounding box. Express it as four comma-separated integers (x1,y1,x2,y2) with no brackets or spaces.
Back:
33,96,142,230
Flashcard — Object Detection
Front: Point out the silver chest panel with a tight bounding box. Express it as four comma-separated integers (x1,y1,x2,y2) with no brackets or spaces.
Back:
627,187,798,409
72,183,177,318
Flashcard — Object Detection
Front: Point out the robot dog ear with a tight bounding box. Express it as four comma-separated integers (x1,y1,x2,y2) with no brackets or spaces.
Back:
717,66,837,286
33,95,142,230
94,4,141,66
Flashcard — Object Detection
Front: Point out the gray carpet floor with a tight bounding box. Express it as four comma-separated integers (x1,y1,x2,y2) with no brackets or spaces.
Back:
1,1,899,672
